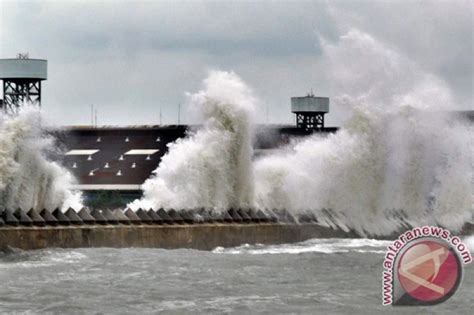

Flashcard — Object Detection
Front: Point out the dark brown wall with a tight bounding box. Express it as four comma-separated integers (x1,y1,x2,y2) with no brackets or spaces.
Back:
0,223,350,251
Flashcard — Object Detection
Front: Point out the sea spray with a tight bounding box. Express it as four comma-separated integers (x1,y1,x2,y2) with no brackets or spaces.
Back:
0,106,82,211
130,29,472,236
254,29,472,235
130,71,256,211
254,107,471,235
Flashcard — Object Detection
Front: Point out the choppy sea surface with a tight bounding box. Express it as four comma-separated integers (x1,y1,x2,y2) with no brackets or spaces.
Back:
1,237,473,314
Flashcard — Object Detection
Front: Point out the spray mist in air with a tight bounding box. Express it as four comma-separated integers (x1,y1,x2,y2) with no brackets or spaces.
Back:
130,71,256,211
0,106,83,211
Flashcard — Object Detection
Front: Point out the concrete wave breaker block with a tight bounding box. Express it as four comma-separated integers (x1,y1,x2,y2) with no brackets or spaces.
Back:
112,209,131,225
124,208,142,225
180,210,197,224
135,209,153,224
273,209,296,223
157,208,174,224
65,208,84,225
52,208,71,226
146,209,164,224
78,208,96,225
220,211,233,223
196,208,212,223
228,209,243,223
90,209,108,225
1,209,19,226
40,209,59,226
167,209,185,224
237,209,252,223
102,209,119,225
256,210,271,223
248,209,261,223
27,209,46,226
14,209,33,226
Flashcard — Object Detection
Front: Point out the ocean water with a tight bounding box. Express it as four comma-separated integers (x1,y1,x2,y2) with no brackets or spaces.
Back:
0,238,472,314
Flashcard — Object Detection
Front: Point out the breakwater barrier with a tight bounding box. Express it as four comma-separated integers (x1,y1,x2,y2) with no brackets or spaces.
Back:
0,208,324,227
0,208,471,251
0,208,354,250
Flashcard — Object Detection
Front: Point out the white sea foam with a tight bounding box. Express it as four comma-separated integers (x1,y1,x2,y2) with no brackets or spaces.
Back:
47,250,87,263
0,106,83,211
212,238,391,255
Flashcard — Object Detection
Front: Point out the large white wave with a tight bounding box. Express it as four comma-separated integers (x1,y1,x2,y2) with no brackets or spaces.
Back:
254,30,472,235
254,107,471,235
131,29,472,236
130,71,256,211
0,106,82,211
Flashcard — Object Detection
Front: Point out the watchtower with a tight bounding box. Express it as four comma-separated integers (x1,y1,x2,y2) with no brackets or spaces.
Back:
0,54,47,114
291,93,329,131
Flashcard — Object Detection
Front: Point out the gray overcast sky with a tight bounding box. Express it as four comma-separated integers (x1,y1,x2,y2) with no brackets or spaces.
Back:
0,0,472,126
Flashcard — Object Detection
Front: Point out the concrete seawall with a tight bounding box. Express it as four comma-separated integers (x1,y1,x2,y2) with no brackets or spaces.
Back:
0,223,352,251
